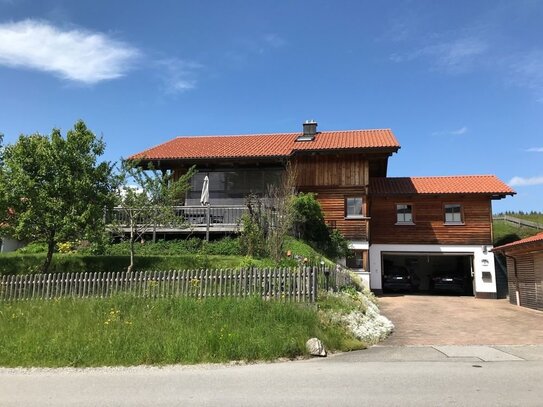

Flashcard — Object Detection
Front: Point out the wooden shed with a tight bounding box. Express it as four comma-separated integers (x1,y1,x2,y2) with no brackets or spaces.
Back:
494,232,543,311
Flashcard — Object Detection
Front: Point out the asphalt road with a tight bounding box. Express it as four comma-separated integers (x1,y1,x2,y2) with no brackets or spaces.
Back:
2,345,543,406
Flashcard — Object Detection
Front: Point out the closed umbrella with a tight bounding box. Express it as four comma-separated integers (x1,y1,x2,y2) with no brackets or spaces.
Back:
200,175,210,241
200,175,209,206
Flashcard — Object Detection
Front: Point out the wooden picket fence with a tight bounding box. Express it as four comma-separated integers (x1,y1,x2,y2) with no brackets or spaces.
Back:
0,267,342,303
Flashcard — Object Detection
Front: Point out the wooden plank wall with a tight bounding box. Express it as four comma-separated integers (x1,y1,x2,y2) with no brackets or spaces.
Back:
294,154,369,187
293,154,369,241
507,254,541,310
318,193,368,240
370,195,493,245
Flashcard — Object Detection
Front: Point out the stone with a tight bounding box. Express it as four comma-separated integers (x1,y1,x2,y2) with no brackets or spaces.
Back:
306,338,327,357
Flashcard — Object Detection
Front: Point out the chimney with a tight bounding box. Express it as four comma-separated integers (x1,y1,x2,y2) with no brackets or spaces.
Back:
297,120,318,141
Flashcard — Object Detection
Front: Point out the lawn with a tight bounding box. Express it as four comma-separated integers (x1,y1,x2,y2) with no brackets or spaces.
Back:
493,220,541,246
0,237,333,275
497,212,543,224
0,295,365,367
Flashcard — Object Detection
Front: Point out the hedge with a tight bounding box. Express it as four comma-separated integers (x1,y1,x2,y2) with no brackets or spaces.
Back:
0,254,259,276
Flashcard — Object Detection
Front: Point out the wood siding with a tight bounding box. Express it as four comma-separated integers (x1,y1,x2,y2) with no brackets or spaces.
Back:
316,193,368,240
293,154,370,241
507,252,543,311
293,154,369,188
370,195,493,245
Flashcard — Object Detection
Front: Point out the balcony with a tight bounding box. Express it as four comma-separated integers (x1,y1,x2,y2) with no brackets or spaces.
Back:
109,205,248,236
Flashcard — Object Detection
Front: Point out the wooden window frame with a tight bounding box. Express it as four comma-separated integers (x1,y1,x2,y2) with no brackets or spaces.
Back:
444,203,464,225
346,250,365,270
395,203,414,225
344,196,365,219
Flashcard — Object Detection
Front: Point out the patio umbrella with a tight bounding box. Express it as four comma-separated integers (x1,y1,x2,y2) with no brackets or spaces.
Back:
200,175,209,206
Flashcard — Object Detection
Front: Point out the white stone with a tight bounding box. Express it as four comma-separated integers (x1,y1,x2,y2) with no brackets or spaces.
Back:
306,337,327,357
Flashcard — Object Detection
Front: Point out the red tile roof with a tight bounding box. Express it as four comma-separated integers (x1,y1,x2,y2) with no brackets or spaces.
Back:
370,175,515,196
493,232,543,252
129,129,400,160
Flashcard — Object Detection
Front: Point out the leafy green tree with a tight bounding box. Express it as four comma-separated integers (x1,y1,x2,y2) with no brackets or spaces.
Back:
0,121,115,272
114,161,195,272
292,192,349,260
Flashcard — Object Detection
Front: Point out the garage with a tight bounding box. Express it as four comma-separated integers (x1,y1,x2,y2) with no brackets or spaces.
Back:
382,253,474,295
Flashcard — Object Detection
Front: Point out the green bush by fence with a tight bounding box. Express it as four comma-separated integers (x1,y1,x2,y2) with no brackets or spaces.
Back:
0,254,258,276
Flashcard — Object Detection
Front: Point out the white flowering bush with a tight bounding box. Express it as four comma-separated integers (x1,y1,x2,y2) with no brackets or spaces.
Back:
342,292,394,345
318,287,394,346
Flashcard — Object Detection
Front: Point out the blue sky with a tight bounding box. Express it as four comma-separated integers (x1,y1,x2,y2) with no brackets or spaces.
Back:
0,1,542,213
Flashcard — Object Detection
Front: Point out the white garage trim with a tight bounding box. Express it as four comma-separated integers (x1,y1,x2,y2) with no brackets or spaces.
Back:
369,243,497,295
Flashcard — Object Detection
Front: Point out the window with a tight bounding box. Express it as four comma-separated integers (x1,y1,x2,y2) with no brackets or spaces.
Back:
345,197,364,218
396,204,413,224
346,251,364,269
444,204,463,223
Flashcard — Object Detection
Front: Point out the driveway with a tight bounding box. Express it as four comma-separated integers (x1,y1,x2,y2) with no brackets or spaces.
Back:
378,295,543,345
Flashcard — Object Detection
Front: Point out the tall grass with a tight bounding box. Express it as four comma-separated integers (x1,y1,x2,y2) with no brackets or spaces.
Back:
493,220,540,246
0,296,363,367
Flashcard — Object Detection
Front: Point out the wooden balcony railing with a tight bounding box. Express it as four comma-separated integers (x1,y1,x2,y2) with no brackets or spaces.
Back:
108,205,248,237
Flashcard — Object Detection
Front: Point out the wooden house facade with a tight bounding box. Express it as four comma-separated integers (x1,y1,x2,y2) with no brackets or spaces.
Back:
129,121,515,297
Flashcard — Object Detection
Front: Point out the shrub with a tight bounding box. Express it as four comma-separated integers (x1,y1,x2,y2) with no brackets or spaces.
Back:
16,242,48,254
0,254,260,276
239,211,268,258
291,193,349,260
202,237,241,256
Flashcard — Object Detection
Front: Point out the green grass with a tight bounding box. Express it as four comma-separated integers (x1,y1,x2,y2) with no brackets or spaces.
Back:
493,220,541,246
0,253,279,276
0,237,336,275
496,212,543,224
0,295,364,367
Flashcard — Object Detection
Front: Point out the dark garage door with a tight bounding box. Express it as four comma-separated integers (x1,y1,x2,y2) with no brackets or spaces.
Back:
382,253,474,296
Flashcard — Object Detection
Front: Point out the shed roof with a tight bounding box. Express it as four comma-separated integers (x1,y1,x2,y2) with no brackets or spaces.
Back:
370,175,515,197
493,232,543,252
129,129,400,160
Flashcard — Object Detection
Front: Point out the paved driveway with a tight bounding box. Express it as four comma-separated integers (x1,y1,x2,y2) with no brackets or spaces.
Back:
378,295,543,345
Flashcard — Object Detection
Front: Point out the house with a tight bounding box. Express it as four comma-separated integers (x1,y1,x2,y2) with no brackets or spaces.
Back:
369,175,514,298
128,121,515,298
493,232,543,310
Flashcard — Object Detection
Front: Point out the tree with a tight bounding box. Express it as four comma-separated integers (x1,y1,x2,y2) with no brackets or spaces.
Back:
0,121,115,272
264,163,297,261
239,164,297,261
292,192,349,260
114,160,195,272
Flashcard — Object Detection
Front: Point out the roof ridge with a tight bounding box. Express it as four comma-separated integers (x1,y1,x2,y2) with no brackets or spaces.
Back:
380,174,497,179
170,128,392,139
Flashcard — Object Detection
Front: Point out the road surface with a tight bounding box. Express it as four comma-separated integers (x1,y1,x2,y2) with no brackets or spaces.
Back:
2,345,542,406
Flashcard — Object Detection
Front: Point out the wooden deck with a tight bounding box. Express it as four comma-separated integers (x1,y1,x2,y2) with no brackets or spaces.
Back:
109,205,247,235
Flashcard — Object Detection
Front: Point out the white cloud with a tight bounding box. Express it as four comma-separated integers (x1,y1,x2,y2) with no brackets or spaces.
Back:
391,37,487,74
507,50,543,99
156,58,202,95
509,176,543,187
450,126,468,135
432,126,468,136
526,147,543,152
263,33,286,49
424,38,488,73
0,19,140,84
